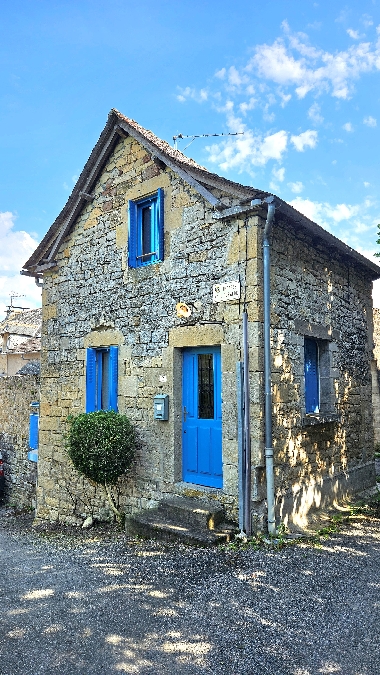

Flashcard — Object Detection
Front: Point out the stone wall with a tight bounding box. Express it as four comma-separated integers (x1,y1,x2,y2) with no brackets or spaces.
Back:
268,217,375,527
0,374,40,508
35,132,376,529
372,308,380,444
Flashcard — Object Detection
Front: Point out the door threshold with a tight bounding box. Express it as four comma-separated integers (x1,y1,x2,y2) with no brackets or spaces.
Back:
175,481,224,497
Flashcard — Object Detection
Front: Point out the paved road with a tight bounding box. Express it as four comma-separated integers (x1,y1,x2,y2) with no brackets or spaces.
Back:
0,511,379,675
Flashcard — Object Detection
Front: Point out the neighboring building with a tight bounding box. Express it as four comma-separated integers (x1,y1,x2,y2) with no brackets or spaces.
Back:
21,109,380,530
0,308,41,377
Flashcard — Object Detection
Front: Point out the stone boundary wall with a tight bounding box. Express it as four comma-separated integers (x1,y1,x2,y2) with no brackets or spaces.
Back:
372,308,380,444
0,374,40,509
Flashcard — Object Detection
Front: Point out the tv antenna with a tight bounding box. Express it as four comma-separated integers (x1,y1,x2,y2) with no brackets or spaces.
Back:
7,292,28,312
173,131,244,151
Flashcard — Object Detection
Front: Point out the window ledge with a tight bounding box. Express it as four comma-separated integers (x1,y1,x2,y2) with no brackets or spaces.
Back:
301,412,341,427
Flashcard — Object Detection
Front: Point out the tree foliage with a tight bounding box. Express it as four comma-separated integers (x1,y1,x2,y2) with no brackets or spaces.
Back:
375,224,380,257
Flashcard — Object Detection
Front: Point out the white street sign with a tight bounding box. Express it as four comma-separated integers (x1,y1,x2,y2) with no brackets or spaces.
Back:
213,280,241,303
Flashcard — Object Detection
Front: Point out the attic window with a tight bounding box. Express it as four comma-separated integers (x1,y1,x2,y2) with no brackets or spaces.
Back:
128,189,164,268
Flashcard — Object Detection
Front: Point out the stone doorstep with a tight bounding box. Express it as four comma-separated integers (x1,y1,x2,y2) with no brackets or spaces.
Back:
158,495,226,529
126,496,237,546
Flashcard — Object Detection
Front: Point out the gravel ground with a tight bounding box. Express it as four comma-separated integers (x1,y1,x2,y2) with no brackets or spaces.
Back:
0,507,379,675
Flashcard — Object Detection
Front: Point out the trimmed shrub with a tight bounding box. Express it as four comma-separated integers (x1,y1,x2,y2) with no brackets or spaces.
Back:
66,410,135,522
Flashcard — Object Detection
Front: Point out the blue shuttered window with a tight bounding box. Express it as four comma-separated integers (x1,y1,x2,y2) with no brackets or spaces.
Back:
86,347,118,412
304,338,319,414
128,189,164,268
86,348,97,412
29,414,39,450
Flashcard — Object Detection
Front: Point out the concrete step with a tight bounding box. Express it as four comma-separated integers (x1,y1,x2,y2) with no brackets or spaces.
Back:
126,497,236,546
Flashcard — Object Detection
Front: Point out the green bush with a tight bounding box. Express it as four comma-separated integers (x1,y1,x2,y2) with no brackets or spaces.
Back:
66,411,135,522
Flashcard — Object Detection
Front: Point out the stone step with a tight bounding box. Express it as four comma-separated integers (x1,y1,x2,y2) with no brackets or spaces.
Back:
158,496,225,530
126,497,236,546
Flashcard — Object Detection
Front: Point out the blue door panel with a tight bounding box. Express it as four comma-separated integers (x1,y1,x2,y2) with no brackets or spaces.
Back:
211,427,223,477
182,347,223,488
184,425,198,474
198,426,211,475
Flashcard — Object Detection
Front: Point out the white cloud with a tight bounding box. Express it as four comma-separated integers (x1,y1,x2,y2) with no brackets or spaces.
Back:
176,86,208,103
246,24,380,100
272,166,285,182
289,197,361,229
227,66,248,89
279,91,291,107
206,127,288,173
308,102,323,125
239,98,256,115
291,130,318,151
361,14,373,28
289,197,326,224
363,115,377,127
0,212,41,318
215,68,226,79
364,181,371,187
288,181,304,194
342,122,354,132
347,29,360,40
270,166,285,190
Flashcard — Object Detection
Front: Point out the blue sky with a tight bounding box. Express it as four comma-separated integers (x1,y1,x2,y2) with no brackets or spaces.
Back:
1,0,380,314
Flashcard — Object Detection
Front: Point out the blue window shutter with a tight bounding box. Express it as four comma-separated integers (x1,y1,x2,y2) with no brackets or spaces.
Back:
108,346,118,412
157,188,164,261
29,414,39,450
304,338,319,413
128,200,138,268
86,348,97,412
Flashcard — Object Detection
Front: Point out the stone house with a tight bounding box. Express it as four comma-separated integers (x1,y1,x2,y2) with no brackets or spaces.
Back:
0,307,41,377
21,109,380,531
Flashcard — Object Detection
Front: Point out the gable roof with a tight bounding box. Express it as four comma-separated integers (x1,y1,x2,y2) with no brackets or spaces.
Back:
21,109,380,280
0,308,42,338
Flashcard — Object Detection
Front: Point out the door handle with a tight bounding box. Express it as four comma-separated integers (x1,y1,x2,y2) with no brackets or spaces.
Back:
183,406,188,422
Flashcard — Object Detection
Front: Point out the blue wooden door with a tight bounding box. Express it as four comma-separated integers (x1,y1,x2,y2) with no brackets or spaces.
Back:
182,347,223,488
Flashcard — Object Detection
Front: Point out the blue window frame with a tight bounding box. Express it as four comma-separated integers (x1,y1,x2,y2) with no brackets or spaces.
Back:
86,346,118,412
128,188,164,268
304,338,319,414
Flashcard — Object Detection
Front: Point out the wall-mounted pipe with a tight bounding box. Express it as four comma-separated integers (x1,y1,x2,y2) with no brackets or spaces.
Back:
242,311,251,536
263,199,276,535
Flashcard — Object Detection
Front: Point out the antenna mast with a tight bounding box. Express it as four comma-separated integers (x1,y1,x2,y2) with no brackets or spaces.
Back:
173,131,244,151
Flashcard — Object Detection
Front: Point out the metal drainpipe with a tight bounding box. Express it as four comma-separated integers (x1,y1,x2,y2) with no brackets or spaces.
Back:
242,310,251,536
263,199,276,535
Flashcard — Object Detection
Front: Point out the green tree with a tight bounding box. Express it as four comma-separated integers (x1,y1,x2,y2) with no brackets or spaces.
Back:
66,410,135,524
375,224,380,257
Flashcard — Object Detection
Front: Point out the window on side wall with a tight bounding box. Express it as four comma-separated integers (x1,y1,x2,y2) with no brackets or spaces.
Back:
304,337,320,413
128,188,164,268
86,346,118,412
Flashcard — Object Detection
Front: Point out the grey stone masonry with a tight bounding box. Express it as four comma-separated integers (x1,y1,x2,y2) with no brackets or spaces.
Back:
0,374,39,509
